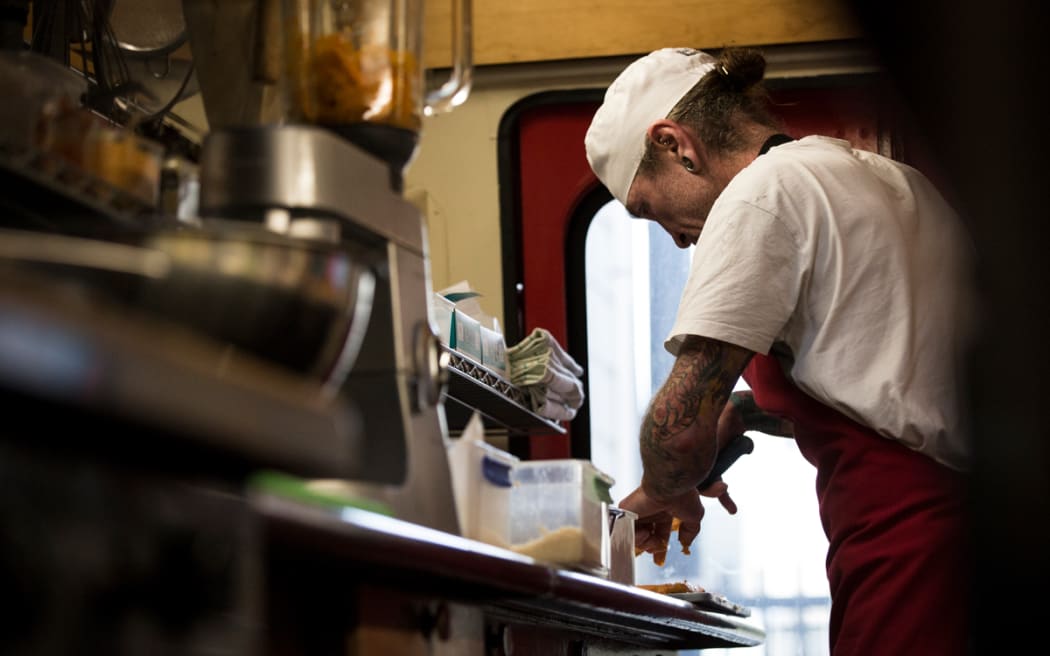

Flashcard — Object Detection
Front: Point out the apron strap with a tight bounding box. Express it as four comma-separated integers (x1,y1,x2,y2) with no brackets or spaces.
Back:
759,133,794,155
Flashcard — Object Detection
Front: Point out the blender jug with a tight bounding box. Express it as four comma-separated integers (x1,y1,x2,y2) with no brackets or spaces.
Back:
283,0,472,182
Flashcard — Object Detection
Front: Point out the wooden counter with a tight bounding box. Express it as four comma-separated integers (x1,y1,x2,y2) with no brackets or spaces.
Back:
257,494,764,654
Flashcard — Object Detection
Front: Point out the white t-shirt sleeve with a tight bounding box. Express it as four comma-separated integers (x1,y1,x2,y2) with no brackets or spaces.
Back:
665,198,804,356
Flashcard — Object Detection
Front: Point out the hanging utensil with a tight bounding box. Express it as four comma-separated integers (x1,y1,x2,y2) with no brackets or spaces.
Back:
105,0,199,119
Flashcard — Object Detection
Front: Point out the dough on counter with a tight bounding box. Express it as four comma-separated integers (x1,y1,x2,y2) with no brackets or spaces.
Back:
636,580,705,594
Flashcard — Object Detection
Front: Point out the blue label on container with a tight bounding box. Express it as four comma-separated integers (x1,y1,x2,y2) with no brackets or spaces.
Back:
481,455,513,487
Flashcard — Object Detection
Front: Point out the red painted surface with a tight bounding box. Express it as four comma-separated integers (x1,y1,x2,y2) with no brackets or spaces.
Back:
770,87,883,152
513,101,601,457
517,102,602,349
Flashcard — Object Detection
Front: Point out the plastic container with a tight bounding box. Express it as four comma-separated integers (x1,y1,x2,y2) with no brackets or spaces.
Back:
282,0,424,133
470,444,519,544
503,459,615,576
448,434,519,542
85,128,165,206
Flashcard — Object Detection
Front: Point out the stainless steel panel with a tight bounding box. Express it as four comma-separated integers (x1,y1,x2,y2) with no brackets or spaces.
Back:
198,126,424,253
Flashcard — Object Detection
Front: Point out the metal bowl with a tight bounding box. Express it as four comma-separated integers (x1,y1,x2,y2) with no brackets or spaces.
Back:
0,224,375,396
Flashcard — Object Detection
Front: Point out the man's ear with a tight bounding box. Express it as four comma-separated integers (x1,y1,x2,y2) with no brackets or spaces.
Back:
647,119,701,170
647,121,680,155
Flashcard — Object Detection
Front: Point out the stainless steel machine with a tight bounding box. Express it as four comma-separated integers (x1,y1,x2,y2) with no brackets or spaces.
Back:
181,0,474,533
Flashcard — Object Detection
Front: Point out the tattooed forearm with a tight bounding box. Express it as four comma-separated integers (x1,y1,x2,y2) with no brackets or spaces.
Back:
639,413,696,495
639,337,752,500
729,390,794,437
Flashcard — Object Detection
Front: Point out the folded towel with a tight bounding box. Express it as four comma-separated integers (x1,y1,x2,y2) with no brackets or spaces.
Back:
508,328,585,420
543,360,583,405
527,386,578,422
510,355,582,399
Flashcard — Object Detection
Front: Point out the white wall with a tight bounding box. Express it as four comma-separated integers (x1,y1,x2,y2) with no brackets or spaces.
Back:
403,60,628,326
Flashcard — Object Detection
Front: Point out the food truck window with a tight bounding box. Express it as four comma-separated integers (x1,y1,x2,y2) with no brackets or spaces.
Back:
581,193,833,655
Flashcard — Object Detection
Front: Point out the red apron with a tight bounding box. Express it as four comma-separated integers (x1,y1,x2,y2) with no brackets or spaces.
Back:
743,353,972,655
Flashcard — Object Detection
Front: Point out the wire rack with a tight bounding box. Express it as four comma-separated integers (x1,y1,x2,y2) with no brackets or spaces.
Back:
441,346,565,436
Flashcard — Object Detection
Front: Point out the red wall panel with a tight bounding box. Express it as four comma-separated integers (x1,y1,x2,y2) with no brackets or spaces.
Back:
517,102,602,348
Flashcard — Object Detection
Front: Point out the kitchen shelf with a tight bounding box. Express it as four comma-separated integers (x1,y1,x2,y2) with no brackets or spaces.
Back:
441,346,566,436
0,143,168,239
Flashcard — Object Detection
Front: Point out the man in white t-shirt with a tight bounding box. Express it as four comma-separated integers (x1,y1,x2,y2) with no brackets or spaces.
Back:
585,46,975,655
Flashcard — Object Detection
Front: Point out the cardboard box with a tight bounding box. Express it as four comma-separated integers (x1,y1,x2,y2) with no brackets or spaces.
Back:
452,307,482,362
448,437,519,542
480,325,508,376
430,292,455,347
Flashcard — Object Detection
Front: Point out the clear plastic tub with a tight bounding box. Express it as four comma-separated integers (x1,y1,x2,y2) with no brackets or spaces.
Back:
502,459,615,576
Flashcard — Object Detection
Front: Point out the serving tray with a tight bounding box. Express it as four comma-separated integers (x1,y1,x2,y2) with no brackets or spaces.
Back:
669,591,751,618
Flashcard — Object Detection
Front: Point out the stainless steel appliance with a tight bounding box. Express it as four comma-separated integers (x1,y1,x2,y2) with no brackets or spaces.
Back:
182,0,474,532
196,125,460,531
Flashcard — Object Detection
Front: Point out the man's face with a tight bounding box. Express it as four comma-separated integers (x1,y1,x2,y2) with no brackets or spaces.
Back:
623,159,722,249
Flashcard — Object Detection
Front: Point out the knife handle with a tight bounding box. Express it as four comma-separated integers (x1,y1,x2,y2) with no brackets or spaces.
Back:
697,434,754,491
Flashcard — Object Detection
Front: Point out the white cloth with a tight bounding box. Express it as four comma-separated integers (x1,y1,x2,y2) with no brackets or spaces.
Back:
527,386,579,422
537,359,585,405
666,136,977,471
507,328,586,420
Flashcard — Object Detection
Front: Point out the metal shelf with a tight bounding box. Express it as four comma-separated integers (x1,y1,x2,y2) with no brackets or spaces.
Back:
441,346,565,436
0,143,170,240
2,143,152,210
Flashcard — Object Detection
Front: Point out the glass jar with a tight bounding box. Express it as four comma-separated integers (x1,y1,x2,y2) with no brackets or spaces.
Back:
282,0,471,174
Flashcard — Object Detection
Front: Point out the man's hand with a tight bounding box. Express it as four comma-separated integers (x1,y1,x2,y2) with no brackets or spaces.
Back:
717,395,747,446
722,390,794,438
628,336,752,565
619,483,737,565
701,478,738,515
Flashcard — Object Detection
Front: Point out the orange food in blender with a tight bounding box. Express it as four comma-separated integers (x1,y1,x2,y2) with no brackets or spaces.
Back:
302,33,419,131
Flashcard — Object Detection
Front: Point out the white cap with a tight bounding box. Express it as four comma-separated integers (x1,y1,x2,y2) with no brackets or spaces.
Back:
585,48,717,205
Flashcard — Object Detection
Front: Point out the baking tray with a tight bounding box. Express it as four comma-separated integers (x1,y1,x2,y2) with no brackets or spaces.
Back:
669,591,752,617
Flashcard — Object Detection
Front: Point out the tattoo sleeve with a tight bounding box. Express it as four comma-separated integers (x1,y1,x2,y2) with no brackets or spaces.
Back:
639,336,752,500
729,390,794,437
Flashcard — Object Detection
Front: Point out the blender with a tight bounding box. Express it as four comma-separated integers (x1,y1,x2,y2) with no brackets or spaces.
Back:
282,0,472,187
184,0,471,187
